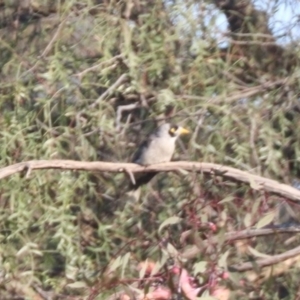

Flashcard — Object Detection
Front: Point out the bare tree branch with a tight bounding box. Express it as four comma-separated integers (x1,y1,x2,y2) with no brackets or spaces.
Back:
0,160,300,202
181,226,300,260
225,226,300,241
230,244,300,272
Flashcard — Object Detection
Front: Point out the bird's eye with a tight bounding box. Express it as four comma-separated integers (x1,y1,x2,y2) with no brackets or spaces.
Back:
169,125,178,136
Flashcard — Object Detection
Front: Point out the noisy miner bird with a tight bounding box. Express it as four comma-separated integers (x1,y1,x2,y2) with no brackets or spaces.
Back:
128,123,189,194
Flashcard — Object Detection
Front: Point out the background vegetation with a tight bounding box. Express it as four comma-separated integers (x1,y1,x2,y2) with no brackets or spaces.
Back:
1,0,300,299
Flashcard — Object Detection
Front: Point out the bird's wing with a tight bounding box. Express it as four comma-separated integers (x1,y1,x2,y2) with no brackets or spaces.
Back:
128,134,158,191
131,134,155,164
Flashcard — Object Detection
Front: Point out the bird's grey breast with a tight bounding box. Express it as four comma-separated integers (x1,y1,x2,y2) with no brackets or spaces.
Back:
139,136,176,165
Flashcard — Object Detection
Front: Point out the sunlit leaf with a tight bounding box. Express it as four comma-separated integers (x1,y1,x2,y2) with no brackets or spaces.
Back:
218,250,230,269
219,195,235,203
193,261,207,274
139,259,149,279
244,213,252,227
166,243,179,257
121,252,131,278
249,177,262,190
66,281,87,289
158,216,182,233
248,246,272,258
197,295,218,299
255,211,276,229
109,256,122,272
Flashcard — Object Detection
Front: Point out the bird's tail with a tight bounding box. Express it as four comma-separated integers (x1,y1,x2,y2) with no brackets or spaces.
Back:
127,172,158,200
128,172,158,190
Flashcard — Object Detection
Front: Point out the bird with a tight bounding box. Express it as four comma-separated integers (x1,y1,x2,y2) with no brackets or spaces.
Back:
128,123,189,193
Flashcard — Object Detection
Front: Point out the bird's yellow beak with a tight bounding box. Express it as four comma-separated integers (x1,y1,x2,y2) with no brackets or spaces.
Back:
178,127,190,135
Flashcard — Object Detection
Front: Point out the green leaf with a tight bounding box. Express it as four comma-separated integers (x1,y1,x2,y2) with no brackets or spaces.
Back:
218,250,230,269
249,177,261,190
197,296,218,300
207,144,216,153
244,213,252,227
121,252,131,278
166,243,178,257
150,261,162,276
158,216,182,233
139,259,148,279
248,246,272,258
178,168,189,175
255,211,275,229
219,195,235,203
66,281,87,289
193,261,207,274
109,255,122,272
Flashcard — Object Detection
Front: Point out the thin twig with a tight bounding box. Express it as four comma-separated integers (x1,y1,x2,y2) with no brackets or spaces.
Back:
40,18,68,58
221,70,248,87
249,117,261,174
20,16,68,78
83,128,101,137
89,74,129,108
124,168,136,185
179,78,288,105
191,109,205,145
228,32,277,39
75,54,124,79
229,39,279,46
116,102,139,131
